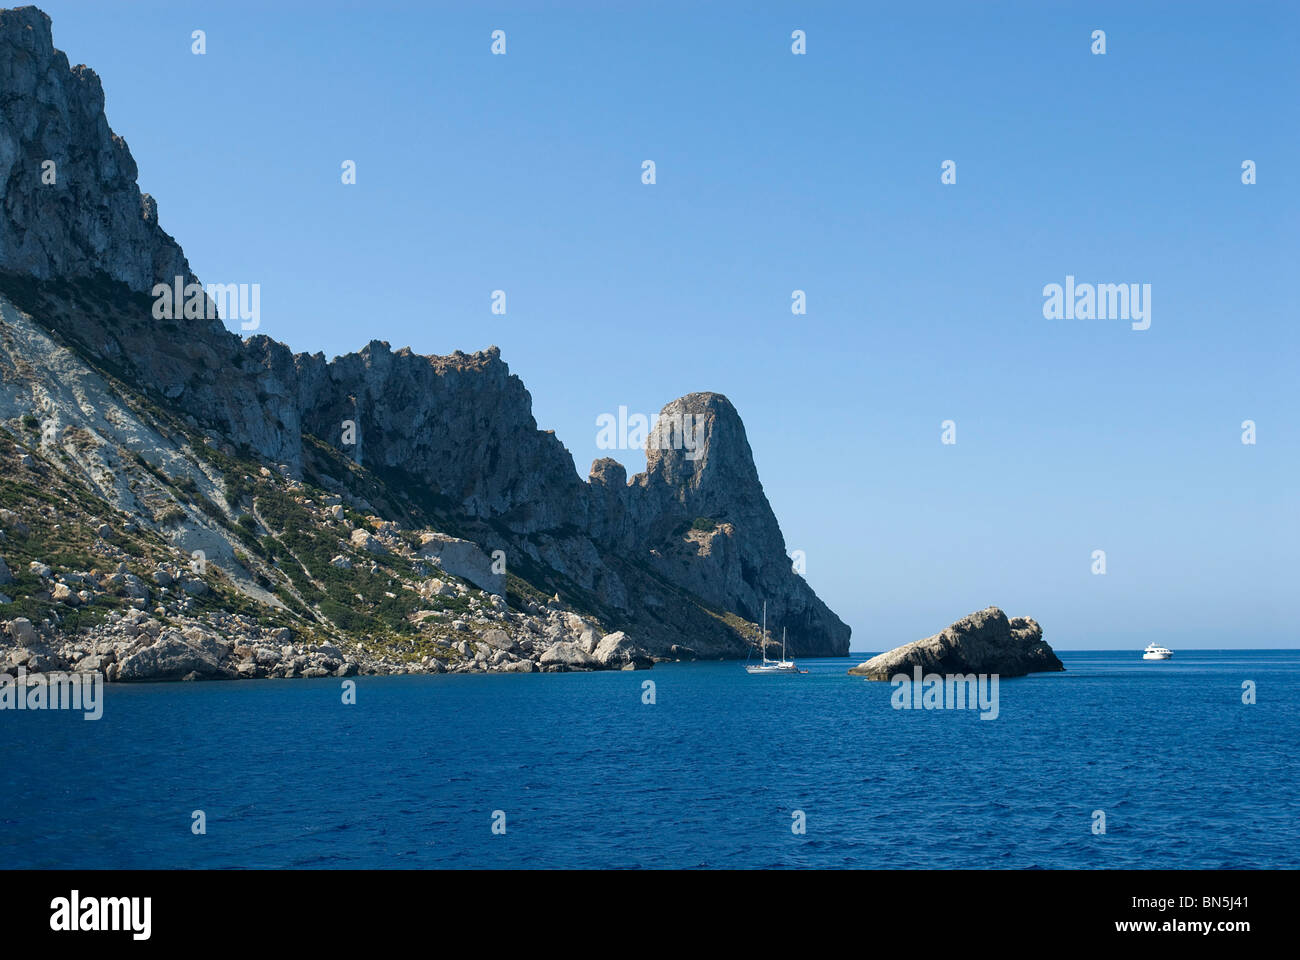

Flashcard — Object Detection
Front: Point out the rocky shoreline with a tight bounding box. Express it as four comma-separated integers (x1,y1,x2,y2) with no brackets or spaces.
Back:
1,541,656,681
2,600,654,681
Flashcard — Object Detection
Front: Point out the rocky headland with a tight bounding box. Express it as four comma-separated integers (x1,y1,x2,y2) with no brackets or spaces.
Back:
0,5,849,681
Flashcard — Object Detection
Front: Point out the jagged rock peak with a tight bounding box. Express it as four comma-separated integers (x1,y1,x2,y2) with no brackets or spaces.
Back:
643,390,762,510
0,5,193,290
646,391,742,482
349,339,505,373
588,457,627,487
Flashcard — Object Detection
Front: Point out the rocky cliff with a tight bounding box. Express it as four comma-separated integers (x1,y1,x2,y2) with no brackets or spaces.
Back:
847,607,1063,679
0,5,849,674
0,6,193,290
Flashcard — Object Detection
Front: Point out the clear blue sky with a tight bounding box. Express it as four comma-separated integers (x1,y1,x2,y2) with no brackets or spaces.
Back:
33,1,1298,649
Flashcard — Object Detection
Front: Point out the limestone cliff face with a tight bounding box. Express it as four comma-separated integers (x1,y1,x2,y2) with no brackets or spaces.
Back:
0,6,192,290
0,6,851,658
295,341,588,534
588,393,850,656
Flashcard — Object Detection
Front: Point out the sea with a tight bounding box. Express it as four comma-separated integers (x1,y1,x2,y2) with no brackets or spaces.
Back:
3,650,1296,869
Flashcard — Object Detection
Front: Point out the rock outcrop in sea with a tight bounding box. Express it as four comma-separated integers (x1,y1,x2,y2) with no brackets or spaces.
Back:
847,607,1063,679
0,6,850,679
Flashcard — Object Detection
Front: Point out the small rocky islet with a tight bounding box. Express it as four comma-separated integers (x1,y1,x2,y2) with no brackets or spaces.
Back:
849,606,1065,680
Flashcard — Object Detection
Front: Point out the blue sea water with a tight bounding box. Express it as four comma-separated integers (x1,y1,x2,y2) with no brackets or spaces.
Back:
2,651,1297,869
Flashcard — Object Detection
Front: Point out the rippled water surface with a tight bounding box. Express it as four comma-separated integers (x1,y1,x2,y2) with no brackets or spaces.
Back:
3,651,1296,868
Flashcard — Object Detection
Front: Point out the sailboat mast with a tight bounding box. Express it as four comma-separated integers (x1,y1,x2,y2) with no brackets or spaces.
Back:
761,601,767,664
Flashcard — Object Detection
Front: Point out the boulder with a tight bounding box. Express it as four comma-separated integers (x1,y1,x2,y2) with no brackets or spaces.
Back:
121,575,149,600
26,651,62,672
479,629,518,653
6,617,37,645
181,578,208,597
74,654,111,675
565,613,599,651
252,646,280,667
350,529,387,555
5,647,34,668
847,607,1064,680
593,631,653,669
416,533,504,596
181,626,232,662
419,578,455,598
117,631,232,681
539,641,599,670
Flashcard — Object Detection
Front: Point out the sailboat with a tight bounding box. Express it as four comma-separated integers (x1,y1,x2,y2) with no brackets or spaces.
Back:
745,602,803,674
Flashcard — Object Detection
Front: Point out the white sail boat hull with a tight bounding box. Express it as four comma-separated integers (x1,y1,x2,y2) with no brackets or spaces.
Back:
745,605,805,673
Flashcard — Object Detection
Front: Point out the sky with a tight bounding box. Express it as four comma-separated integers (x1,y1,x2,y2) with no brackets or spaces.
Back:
30,0,1298,649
